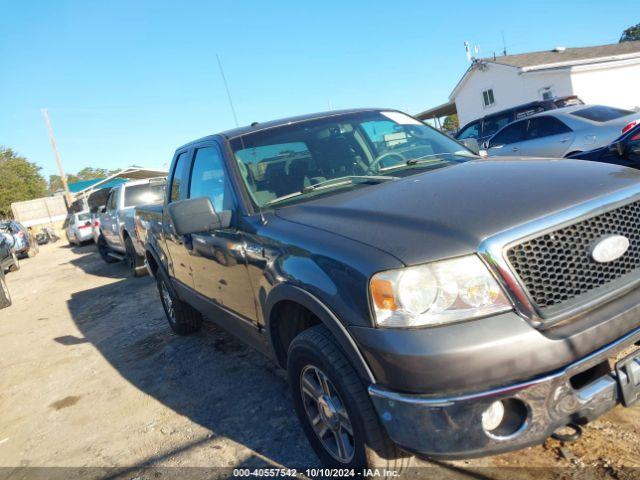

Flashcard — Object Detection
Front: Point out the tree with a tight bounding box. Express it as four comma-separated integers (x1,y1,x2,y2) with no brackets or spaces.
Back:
442,114,459,133
620,23,640,42
0,147,48,218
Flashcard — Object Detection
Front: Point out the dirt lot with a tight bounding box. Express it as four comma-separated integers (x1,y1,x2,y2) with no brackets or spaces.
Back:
1,243,640,479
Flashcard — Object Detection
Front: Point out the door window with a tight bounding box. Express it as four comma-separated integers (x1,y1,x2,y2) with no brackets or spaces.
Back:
457,121,481,140
489,121,527,147
482,114,511,138
169,151,191,203
527,116,572,140
106,192,116,210
189,146,234,213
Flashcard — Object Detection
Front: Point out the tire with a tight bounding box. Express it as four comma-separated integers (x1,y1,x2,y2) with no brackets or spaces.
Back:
8,251,19,272
0,272,11,309
157,274,202,335
287,325,413,470
97,234,118,264
125,236,146,277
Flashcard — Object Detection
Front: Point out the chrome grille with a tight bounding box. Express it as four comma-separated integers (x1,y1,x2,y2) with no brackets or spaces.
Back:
506,201,640,313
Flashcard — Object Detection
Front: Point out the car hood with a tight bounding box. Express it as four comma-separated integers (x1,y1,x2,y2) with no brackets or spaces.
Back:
275,158,640,265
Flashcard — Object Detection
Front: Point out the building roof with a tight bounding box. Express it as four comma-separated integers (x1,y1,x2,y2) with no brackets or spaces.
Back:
67,178,127,193
483,41,640,69
415,101,457,120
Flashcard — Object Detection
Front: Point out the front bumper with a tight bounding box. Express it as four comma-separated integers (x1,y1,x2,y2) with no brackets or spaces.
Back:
369,326,640,459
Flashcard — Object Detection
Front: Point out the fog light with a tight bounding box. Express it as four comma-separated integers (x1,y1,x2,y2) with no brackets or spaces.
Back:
481,400,505,432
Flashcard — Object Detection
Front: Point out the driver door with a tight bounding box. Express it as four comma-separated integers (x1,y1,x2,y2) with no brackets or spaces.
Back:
186,143,258,323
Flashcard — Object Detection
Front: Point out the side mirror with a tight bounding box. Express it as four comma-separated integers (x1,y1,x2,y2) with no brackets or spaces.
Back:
168,197,231,236
100,206,106,213
460,138,480,155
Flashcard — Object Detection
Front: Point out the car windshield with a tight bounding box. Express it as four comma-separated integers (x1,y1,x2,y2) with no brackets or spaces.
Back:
231,110,473,207
123,183,165,207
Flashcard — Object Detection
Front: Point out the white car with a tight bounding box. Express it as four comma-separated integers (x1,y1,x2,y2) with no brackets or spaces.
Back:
485,105,640,158
63,211,94,245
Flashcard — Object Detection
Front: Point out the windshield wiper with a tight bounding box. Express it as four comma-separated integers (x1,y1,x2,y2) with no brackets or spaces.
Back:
382,152,475,171
264,175,397,207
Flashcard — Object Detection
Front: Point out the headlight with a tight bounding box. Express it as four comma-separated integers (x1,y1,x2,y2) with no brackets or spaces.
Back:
369,255,511,328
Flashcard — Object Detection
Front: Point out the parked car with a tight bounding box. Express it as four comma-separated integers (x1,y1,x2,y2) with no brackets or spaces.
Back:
569,124,640,167
0,220,38,258
90,212,101,244
97,178,165,276
456,95,584,145
485,105,640,158
0,235,19,273
63,211,94,245
137,108,640,468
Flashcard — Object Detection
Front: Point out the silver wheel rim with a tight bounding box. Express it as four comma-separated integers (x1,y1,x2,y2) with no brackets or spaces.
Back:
160,281,175,322
300,365,355,463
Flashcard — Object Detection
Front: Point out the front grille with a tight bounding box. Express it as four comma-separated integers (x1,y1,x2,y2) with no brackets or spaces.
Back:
506,201,640,314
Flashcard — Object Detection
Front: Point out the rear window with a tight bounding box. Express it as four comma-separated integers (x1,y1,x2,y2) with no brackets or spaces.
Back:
77,213,91,222
571,106,633,122
124,183,165,207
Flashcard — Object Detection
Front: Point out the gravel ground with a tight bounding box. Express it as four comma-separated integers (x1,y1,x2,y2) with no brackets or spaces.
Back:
0,243,639,479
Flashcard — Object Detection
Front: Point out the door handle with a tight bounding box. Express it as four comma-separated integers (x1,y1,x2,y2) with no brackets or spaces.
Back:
512,146,520,152
560,138,570,143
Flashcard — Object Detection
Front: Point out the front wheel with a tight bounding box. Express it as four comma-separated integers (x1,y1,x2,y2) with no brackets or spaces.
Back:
157,274,202,335
97,234,118,264
287,325,413,470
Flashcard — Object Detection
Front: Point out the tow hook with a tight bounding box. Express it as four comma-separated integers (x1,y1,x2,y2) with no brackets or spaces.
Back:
551,423,583,442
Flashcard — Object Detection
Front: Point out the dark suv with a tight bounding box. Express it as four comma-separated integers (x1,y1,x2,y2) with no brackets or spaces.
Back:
456,96,584,145
137,108,640,469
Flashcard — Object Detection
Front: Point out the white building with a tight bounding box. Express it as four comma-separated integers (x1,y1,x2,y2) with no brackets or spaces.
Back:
418,41,640,129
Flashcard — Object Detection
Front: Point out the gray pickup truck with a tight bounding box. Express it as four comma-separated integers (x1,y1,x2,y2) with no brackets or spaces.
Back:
135,108,640,469
97,178,165,276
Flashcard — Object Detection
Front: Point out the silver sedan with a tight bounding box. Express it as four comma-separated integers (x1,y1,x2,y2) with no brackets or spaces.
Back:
485,105,640,158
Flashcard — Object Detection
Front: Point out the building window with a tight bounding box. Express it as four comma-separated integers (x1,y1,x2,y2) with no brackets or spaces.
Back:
482,88,495,108
539,86,554,101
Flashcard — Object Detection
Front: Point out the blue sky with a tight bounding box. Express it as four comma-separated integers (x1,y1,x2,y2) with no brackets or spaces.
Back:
0,1,636,179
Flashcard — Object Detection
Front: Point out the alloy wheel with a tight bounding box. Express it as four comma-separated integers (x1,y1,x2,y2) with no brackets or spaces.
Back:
300,365,355,463
160,280,175,323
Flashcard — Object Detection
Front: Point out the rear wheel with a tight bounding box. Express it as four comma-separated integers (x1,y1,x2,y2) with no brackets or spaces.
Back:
0,272,11,309
97,234,118,264
287,325,413,470
157,274,202,335
125,236,146,277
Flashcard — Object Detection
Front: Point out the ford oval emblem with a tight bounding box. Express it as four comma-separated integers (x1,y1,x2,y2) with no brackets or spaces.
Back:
590,235,630,263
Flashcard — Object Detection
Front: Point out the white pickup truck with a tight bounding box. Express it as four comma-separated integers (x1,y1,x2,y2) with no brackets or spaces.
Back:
97,177,165,276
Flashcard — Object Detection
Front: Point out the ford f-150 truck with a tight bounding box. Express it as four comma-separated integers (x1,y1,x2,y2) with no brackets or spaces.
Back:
135,108,640,469
97,178,165,276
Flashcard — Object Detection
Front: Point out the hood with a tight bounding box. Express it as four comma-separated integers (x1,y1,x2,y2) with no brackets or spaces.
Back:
275,158,640,265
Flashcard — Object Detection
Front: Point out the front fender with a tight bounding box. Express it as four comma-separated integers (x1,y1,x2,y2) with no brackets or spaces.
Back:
264,283,376,384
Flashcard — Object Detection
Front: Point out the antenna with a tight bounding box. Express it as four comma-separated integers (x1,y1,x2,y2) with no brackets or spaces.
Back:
216,54,240,128
464,41,471,62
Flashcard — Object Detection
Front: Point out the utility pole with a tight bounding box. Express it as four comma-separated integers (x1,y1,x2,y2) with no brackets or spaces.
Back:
41,109,72,206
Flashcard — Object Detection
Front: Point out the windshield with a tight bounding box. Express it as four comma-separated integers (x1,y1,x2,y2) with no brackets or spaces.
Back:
231,110,473,207
124,183,165,207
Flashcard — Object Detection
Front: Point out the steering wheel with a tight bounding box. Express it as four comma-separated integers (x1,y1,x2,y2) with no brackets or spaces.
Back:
366,152,406,174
